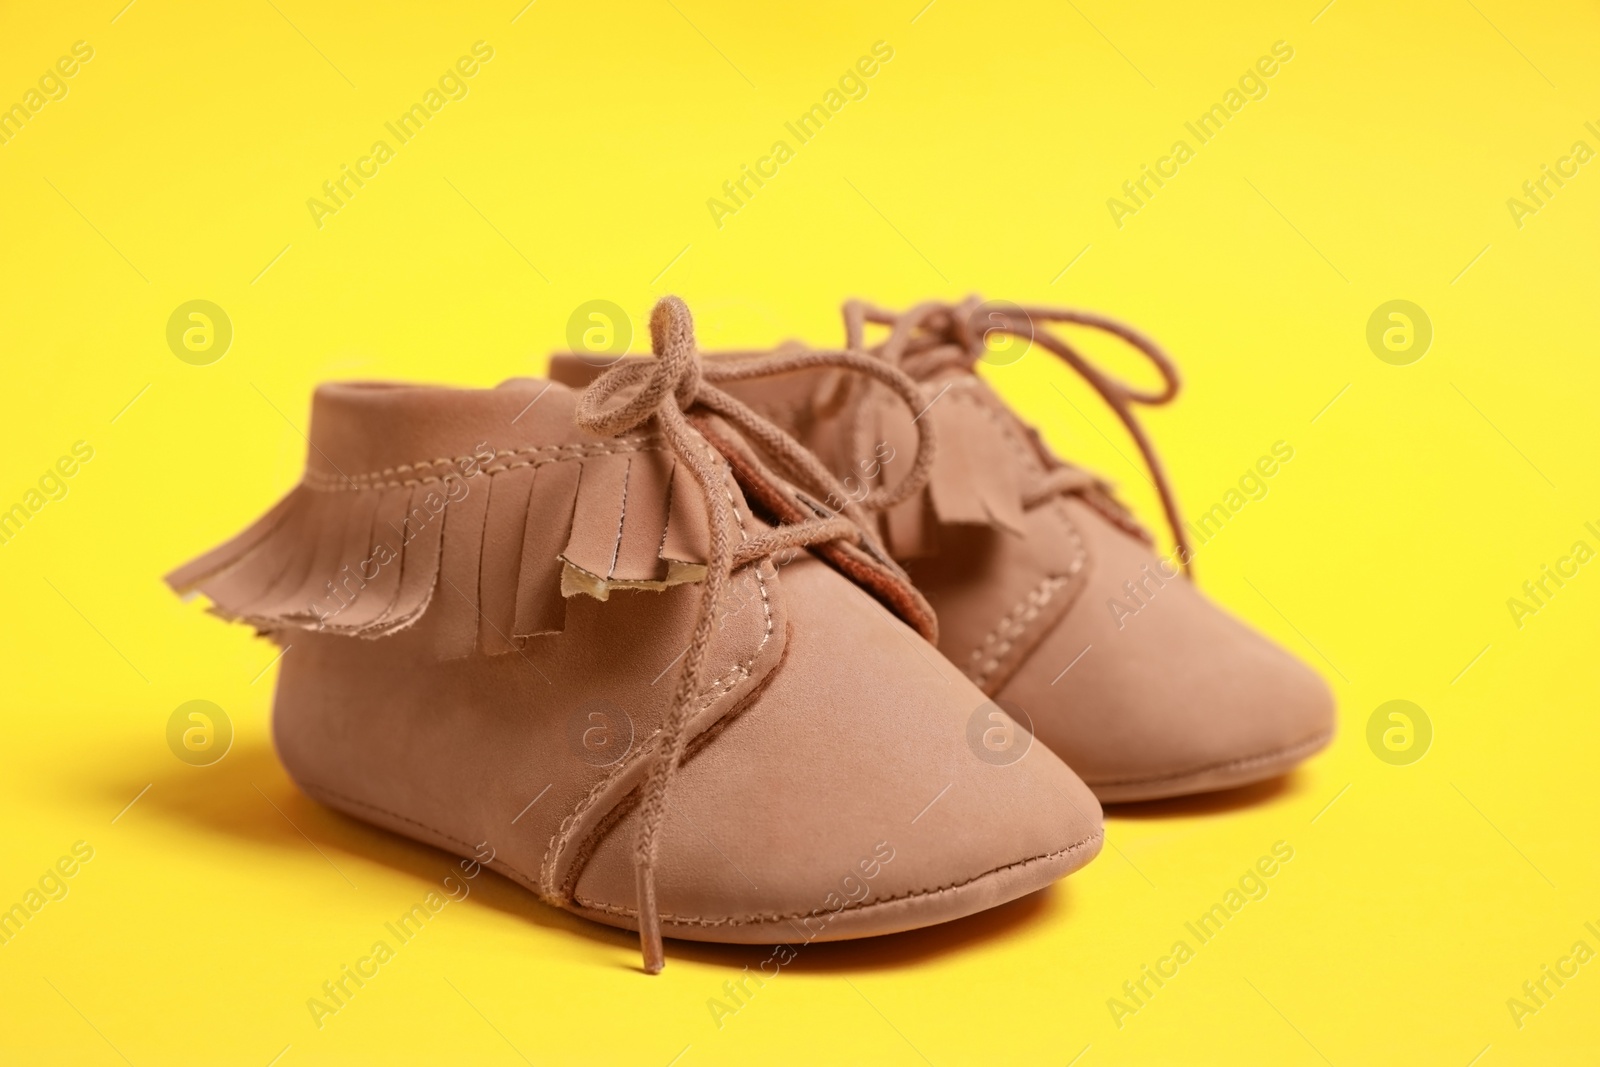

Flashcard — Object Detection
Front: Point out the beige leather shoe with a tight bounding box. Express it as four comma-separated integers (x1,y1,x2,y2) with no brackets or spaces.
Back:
167,297,1103,973
552,298,1335,803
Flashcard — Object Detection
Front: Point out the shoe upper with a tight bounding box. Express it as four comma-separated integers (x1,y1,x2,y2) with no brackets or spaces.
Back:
549,298,1336,800
168,312,1104,969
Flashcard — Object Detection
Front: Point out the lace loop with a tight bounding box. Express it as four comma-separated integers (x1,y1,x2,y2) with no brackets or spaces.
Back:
572,303,703,437
838,294,1203,575
573,296,937,974
840,297,1194,575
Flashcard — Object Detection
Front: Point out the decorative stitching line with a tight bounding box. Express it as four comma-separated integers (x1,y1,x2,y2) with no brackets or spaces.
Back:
966,505,1087,690
550,624,781,906
303,437,661,492
605,455,631,578
967,576,1068,689
539,454,777,901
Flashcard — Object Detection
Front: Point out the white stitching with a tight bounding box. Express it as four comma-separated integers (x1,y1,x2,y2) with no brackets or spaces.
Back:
605,455,630,578
967,576,1067,689
966,503,1087,690
303,437,661,492
538,454,777,901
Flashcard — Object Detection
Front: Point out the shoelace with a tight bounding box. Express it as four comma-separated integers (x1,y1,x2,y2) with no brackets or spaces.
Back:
839,297,1195,575
572,296,937,974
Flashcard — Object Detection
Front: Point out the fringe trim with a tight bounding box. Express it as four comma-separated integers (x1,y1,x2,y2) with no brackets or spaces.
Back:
876,383,1029,559
166,444,710,658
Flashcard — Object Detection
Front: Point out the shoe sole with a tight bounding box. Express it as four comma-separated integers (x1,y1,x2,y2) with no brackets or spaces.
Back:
569,828,1104,945
300,778,1104,947
1087,729,1334,804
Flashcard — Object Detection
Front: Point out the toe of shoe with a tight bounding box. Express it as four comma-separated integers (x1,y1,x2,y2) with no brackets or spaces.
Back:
1008,507,1336,801
569,558,1103,944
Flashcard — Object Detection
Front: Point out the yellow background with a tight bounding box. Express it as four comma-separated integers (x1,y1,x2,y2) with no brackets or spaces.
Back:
3,0,1597,1063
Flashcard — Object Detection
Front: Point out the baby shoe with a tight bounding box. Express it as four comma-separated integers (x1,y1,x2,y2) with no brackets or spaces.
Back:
167,297,1104,973
551,298,1334,802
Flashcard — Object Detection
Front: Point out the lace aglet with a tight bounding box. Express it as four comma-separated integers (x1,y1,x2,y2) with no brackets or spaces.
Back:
637,866,665,975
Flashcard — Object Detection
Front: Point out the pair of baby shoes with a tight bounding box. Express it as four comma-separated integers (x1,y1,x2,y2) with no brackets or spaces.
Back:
169,296,1332,973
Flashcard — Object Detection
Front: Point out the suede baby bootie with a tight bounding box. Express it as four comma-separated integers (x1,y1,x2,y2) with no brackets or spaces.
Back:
168,297,1104,972
552,298,1334,802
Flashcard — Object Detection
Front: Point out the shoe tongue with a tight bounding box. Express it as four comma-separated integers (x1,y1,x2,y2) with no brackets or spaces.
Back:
688,411,939,644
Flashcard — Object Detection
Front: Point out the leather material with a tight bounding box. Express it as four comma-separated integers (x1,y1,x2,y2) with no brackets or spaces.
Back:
170,375,1104,951
992,498,1333,798
553,349,1337,802
572,555,1103,940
